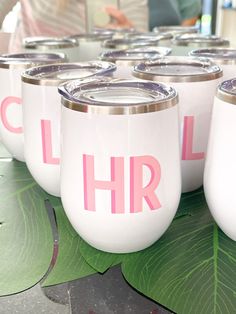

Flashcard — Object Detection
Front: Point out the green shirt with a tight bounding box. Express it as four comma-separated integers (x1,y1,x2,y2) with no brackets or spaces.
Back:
148,0,201,30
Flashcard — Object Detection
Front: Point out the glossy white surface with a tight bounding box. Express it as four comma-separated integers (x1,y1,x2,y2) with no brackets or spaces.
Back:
0,68,24,161
60,105,181,253
113,63,136,79
23,83,61,196
77,41,104,62
204,96,236,241
218,63,236,81
174,79,221,192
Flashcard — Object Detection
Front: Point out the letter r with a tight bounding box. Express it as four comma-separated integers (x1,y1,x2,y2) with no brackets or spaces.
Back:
130,156,161,213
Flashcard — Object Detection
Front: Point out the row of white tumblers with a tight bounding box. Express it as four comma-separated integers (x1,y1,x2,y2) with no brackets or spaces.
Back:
0,30,235,253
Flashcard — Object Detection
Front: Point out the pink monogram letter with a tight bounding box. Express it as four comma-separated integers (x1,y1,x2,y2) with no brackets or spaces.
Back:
182,116,205,160
0,96,22,133
130,156,161,213
83,154,125,213
41,120,60,165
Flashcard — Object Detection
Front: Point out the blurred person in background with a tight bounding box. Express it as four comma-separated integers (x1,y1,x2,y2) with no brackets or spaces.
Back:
148,0,202,31
0,0,148,52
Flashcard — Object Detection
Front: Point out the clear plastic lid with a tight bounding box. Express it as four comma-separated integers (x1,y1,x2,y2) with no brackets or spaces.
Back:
133,56,222,82
0,52,66,69
217,78,236,104
189,48,236,64
102,38,156,49
172,34,230,47
125,32,173,41
93,27,137,34
153,25,199,34
21,61,116,86
59,77,178,115
100,47,171,65
93,27,139,39
67,32,112,42
23,37,79,49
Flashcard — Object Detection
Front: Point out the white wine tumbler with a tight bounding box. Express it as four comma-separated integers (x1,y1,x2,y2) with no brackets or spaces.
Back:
59,78,181,253
133,57,222,192
23,37,79,62
204,78,236,241
22,61,116,196
67,33,112,61
190,48,236,81
171,34,230,56
100,47,171,79
0,52,66,161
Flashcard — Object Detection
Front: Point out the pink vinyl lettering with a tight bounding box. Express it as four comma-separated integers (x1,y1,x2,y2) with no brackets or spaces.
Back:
83,154,162,214
182,116,204,161
130,156,161,213
41,120,60,165
0,96,22,133
83,154,125,214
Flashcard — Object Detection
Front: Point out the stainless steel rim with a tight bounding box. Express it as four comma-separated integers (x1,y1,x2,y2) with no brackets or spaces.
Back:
217,89,236,105
24,38,79,49
172,36,230,47
102,39,153,50
153,25,198,34
62,97,178,114
125,33,173,41
172,40,230,47
60,79,178,115
68,34,112,42
217,80,236,105
132,57,223,83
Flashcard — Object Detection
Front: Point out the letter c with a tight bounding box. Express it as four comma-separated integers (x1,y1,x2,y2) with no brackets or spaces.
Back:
0,96,23,133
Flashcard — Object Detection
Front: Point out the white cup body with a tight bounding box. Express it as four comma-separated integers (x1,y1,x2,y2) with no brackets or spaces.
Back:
60,105,181,253
113,63,134,79
23,83,61,196
204,96,236,241
171,45,193,56
172,79,221,192
220,63,236,81
157,39,172,47
77,41,104,61
0,68,24,161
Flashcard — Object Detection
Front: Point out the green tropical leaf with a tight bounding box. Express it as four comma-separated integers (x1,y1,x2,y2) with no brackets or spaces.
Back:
0,154,97,293
0,160,54,296
77,190,201,275
1,141,235,314
42,200,97,287
79,190,236,314
79,238,127,273
121,190,236,314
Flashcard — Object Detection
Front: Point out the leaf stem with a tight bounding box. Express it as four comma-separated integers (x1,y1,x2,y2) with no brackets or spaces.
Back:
213,223,219,314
